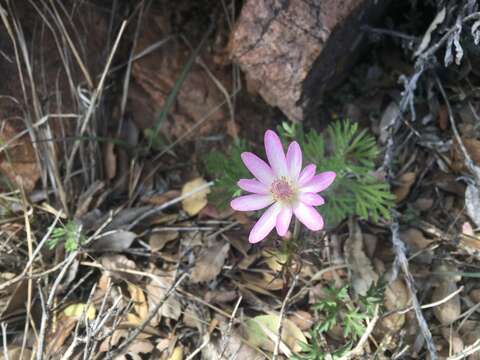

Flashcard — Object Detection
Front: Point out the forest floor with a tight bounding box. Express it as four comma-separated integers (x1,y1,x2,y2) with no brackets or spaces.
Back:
1,1,480,359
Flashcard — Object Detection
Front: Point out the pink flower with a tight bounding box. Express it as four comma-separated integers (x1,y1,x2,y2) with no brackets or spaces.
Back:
231,130,336,243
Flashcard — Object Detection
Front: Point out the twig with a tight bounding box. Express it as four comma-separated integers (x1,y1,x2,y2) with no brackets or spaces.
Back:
273,275,297,360
219,295,243,358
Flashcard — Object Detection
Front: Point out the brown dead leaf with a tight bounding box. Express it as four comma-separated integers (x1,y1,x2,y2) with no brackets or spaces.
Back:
393,172,416,203
181,177,210,216
100,254,140,283
0,123,40,193
183,303,204,332
400,228,434,250
128,283,149,321
46,314,77,354
380,278,408,332
0,347,33,360
344,219,378,296
241,272,284,292
146,271,182,322
168,346,184,360
288,310,313,331
190,241,230,283
141,190,181,205
204,289,238,304
432,264,461,325
149,231,179,251
91,230,137,251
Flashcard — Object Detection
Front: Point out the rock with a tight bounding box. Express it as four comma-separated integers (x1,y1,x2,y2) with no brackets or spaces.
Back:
229,0,389,121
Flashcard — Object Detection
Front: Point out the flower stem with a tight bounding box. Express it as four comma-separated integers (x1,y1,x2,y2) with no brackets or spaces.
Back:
292,217,300,243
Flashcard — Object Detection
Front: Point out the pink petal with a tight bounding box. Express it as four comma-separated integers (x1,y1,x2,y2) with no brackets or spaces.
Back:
298,164,316,186
238,179,269,194
286,141,302,180
231,194,273,211
265,130,287,177
241,152,275,185
276,206,293,236
293,202,324,231
299,193,325,206
301,171,336,193
249,203,281,243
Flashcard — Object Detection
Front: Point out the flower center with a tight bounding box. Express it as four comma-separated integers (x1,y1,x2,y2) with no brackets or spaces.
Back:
270,178,295,201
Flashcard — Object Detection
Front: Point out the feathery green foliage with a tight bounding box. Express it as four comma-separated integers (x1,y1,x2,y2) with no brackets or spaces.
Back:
204,119,394,223
204,139,251,208
47,220,85,252
278,120,395,224
292,281,385,360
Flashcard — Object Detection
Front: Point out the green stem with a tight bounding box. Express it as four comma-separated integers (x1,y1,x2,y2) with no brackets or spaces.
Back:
292,217,300,244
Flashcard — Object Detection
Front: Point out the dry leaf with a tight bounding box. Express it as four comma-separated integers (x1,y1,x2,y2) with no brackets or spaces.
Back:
146,271,182,322
141,190,181,205
190,241,230,283
393,172,416,203
380,278,408,332
168,346,183,360
262,250,288,272
466,183,480,228
46,314,77,354
241,272,284,292
149,231,179,251
344,219,378,296
379,102,400,144
91,230,137,251
181,177,210,216
63,303,96,320
244,314,307,354
100,254,139,282
128,283,149,321
0,347,33,360
400,228,434,250
288,310,313,331
432,283,461,326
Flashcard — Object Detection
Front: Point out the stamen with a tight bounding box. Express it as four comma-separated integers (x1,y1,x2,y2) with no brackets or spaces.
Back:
271,177,294,201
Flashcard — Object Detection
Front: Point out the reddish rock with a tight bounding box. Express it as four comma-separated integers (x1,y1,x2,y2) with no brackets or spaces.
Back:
229,0,388,121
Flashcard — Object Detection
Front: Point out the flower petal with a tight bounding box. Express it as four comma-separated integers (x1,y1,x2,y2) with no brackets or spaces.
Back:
286,141,302,180
265,130,287,177
293,202,324,231
231,194,273,211
299,193,325,206
301,171,336,193
241,152,275,185
238,179,270,194
298,164,316,186
276,206,293,236
249,203,282,243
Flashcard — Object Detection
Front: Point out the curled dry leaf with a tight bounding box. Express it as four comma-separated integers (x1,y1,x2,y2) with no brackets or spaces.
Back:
432,281,461,326
288,310,313,331
345,219,378,296
181,177,210,216
465,183,480,228
244,314,307,355
393,172,416,203
128,283,149,321
149,230,179,251
380,278,409,333
400,228,434,250
91,230,137,251
202,321,262,359
241,272,284,292
63,303,96,320
190,241,230,283
146,271,182,322
100,254,140,283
